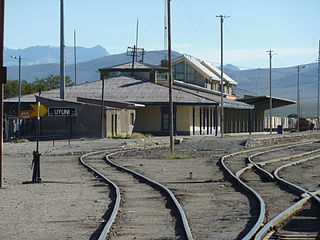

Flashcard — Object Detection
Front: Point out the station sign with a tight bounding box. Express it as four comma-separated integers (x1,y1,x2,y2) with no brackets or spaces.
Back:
19,110,33,119
30,104,48,117
18,104,48,119
48,107,77,117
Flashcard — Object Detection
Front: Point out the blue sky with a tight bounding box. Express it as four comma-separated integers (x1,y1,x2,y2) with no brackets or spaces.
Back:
4,0,320,69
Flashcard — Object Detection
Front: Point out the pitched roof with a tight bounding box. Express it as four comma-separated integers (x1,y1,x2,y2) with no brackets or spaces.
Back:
5,76,219,106
201,60,237,85
173,81,252,109
99,61,167,71
172,55,237,85
174,55,221,81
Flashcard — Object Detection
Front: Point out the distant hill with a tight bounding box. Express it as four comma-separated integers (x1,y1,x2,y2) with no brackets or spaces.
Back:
7,50,182,83
224,64,241,71
226,63,318,100
5,45,109,66
6,49,317,117
226,63,318,117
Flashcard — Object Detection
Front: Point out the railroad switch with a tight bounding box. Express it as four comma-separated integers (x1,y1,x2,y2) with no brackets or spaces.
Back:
32,151,41,183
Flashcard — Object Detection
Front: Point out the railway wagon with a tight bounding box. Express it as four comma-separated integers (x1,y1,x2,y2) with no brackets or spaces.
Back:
264,116,296,130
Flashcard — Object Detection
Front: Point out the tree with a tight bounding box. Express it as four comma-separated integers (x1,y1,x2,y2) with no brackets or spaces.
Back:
4,80,19,98
4,75,74,99
34,75,74,91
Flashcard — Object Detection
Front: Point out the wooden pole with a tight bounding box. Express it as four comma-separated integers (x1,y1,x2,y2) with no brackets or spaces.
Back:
0,0,6,188
60,0,65,99
167,0,174,152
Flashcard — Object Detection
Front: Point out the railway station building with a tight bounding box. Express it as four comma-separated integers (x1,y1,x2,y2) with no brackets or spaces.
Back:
4,57,295,140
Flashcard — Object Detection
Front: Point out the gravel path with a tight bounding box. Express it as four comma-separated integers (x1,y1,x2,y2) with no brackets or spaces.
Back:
1,133,319,240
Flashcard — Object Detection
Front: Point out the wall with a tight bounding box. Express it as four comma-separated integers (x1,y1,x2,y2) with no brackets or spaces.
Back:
39,98,102,138
134,105,219,136
36,97,134,139
134,106,162,134
106,109,135,137
176,105,193,134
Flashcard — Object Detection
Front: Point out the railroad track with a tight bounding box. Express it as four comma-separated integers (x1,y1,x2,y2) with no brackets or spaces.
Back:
253,148,320,240
220,140,320,240
79,149,193,240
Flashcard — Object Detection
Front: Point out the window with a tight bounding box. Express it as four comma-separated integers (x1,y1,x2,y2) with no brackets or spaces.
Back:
173,62,185,80
186,65,205,86
161,106,176,131
130,112,135,125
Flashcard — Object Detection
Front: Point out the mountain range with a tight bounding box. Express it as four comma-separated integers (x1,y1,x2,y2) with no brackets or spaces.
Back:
5,46,318,117
225,63,318,117
5,45,109,66
7,49,182,84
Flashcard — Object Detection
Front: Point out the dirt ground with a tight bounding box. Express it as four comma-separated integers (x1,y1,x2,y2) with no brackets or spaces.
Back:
0,133,318,240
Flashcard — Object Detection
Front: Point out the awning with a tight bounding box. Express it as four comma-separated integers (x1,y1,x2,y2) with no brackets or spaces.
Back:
238,96,296,110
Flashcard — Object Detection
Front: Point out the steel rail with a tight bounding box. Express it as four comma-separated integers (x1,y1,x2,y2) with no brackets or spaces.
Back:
220,154,265,240
247,141,318,181
254,154,320,239
105,151,194,240
79,150,121,240
220,141,318,240
254,195,312,240
257,146,320,169
274,154,320,200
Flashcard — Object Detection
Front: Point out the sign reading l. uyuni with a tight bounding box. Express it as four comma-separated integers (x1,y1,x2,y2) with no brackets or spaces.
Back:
48,107,76,117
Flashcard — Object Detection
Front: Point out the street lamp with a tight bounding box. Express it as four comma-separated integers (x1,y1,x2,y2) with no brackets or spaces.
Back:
296,65,307,133
11,55,22,138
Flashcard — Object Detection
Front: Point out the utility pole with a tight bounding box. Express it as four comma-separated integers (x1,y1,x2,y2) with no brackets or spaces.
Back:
317,40,320,128
266,50,275,134
74,30,77,85
11,55,22,138
60,0,65,99
164,0,168,61
167,0,174,152
0,0,6,188
100,74,105,139
297,66,301,133
135,18,139,62
216,15,229,138
296,65,307,132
